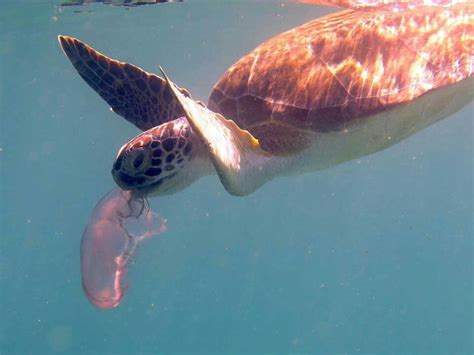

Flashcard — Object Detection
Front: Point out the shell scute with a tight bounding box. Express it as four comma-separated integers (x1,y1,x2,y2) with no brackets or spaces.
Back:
237,95,273,128
271,103,311,130
209,96,238,124
210,3,473,139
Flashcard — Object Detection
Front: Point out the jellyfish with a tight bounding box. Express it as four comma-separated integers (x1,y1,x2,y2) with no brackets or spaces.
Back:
80,189,166,309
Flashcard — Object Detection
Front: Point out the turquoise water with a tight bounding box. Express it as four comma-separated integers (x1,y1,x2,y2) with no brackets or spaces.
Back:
1,1,473,353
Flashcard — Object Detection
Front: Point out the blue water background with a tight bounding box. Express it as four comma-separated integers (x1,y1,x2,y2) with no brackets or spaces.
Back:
1,1,473,353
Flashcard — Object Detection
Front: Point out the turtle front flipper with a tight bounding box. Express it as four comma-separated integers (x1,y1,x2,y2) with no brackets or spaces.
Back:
160,68,291,196
58,36,189,131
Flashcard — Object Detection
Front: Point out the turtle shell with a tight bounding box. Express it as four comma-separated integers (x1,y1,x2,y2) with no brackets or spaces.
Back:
208,3,473,155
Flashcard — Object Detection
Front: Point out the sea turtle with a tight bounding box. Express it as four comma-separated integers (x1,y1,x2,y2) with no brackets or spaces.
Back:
59,0,473,197
59,0,473,308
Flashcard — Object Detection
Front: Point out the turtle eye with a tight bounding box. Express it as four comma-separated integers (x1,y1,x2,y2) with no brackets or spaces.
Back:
133,153,144,168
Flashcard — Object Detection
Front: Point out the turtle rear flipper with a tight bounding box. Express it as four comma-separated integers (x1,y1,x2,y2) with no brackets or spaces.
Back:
58,35,189,131
160,68,291,196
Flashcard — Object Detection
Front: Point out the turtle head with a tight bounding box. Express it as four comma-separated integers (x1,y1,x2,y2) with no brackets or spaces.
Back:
112,117,212,196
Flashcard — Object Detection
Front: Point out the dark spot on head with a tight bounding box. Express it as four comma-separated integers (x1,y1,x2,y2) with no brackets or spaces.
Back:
163,138,176,152
153,149,162,158
165,165,175,171
133,153,144,168
183,143,192,156
135,176,146,185
145,167,162,176
178,138,186,148
113,155,123,170
151,141,160,148
166,153,175,163
119,172,135,185
152,158,162,166
177,158,183,164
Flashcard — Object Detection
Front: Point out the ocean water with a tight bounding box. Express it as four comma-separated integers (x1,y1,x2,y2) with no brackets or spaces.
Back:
1,1,473,353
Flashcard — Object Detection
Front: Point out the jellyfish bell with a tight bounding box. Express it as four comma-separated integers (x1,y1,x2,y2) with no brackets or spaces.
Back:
80,189,166,309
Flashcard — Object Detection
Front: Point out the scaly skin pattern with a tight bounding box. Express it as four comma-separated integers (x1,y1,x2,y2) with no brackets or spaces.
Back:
112,117,194,193
58,36,191,131
209,2,473,149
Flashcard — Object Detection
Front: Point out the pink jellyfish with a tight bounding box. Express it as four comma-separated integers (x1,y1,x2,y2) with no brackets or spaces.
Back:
80,189,166,309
